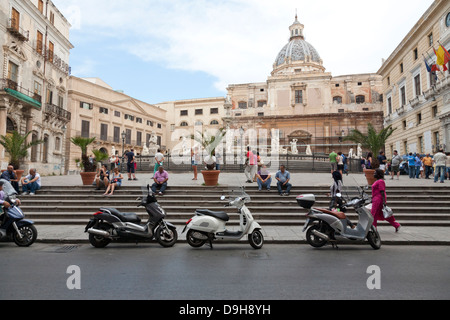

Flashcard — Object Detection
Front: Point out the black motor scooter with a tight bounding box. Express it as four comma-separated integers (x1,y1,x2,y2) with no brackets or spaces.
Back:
85,185,178,248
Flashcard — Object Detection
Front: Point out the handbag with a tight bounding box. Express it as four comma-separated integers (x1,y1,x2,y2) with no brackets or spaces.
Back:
383,204,393,219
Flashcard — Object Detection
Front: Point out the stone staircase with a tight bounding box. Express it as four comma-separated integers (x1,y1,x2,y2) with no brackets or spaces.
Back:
18,185,450,228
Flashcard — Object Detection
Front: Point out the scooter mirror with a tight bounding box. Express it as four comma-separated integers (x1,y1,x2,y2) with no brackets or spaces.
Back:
336,193,342,198
220,196,226,201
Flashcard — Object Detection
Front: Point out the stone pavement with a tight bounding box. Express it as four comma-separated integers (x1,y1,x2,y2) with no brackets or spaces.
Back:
33,171,450,245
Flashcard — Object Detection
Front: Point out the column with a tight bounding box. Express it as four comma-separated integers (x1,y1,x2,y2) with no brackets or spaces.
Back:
0,99,9,167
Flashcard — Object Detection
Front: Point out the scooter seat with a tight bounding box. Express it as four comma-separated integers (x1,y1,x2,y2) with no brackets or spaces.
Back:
196,209,230,222
316,208,346,220
101,208,141,223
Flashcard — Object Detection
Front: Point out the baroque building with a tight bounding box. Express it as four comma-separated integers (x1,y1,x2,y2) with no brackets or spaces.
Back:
379,0,450,157
224,15,384,154
0,0,73,174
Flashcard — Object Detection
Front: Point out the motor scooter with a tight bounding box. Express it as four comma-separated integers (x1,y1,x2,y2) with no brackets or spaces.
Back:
0,179,37,247
85,185,178,248
299,185,381,250
182,188,264,249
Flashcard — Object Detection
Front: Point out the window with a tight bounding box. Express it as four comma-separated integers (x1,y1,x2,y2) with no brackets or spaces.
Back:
125,129,131,145
433,131,440,150
387,97,392,114
34,81,42,97
428,33,433,47
136,117,143,124
147,120,154,126
195,109,203,115
387,77,390,86
210,120,219,125
413,48,418,60
357,82,362,86
180,110,188,116
100,123,108,141
38,0,44,14
257,101,267,108
80,102,92,110
417,113,422,125
58,96,63,108
180,121,188,127
46,89,53,104
99,107,108,114
195,121,203,126
403,120,407,130
81,120,90,138
432,105,438,118
49,11,55,25
418,136,423,154
124,114,134,121
55,136,61,151
7,61,19,83
36,31,43,54
333,96,342,104
356,95,365,104
414,74,421,96
113,126,120,143
400,63,404,73
400,86,406,106
157,123,161,129
335,84,340,87
114,111,121,117
238,102,247,109
295,90,303,104
210,108,219,114
429,69,437,87
136,131,142,146
48,41,54,63
258,112,264,117
11,8,20,31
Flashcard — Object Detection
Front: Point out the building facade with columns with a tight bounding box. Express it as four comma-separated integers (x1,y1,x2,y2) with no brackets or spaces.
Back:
67,76,167,172
379,0,450,158
0,0,73,174
224,15,384,155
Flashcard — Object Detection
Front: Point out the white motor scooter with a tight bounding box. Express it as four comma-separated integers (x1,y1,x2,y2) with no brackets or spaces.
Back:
182,188,264,249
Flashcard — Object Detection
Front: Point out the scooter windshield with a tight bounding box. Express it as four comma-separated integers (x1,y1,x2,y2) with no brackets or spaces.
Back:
0,179,18,197
224,187,251,203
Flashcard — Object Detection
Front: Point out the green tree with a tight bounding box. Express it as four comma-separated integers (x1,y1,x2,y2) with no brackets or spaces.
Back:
344,123,395,169
0,131,43,169
70,136,96,172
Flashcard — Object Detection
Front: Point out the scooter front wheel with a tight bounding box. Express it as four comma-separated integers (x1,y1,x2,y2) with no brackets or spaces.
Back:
248,230,264,249
156,226,178,247
367,226,381,250
186,230,207,248
13,224,37,247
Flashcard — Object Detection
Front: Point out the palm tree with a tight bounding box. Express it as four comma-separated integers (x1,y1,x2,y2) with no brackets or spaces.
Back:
70,136,96,172
0,131,43,169
344,123,395,169
190,128,226,159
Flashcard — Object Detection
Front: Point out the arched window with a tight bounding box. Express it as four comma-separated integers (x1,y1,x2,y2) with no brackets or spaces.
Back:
6,117,16,133
356,95,365,104
194,121,203,126
333,96,342,104
210,120,219,125
180,121,189,127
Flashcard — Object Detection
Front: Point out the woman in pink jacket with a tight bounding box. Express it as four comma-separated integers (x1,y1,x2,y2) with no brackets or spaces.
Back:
371,169,401,232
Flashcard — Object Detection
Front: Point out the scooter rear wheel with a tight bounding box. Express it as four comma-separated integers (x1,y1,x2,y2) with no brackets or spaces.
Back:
89,223,112,248
186,230,207,248
306,225,327,248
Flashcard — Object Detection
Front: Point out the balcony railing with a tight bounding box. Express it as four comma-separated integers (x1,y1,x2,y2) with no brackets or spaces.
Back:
7,18,29,42
0,78,42,106
45,103,72,122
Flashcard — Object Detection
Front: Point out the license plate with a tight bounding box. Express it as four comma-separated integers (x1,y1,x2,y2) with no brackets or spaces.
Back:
302,218,310,232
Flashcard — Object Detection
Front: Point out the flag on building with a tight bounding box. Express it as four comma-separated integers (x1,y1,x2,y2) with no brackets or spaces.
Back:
434,45,449,66
424,58,432,72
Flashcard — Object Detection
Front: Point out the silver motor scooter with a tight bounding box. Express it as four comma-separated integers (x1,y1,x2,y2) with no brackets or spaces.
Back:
298,186,381,250
182,188,264,249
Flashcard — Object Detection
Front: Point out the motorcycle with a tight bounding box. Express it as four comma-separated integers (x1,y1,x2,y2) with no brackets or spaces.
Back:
85,185,178,248
182,188,264,249
298,185,381,250
0,179,37,247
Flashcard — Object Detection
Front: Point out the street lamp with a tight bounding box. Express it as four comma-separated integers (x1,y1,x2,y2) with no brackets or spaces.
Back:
121,131,126,169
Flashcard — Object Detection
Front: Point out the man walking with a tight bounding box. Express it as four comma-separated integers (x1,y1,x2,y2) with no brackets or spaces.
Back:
422,153,433,179
329,150,337,173
244,147,257,183
390,150,402,180
433,149,447,183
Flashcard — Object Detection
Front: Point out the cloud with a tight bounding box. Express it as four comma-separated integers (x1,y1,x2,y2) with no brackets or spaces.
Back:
54,0,434,92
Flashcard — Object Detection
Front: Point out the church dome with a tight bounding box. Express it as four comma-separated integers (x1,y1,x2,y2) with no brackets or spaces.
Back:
274,15,323,69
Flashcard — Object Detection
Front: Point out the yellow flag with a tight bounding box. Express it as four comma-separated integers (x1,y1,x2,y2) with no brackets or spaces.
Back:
436,45,445,66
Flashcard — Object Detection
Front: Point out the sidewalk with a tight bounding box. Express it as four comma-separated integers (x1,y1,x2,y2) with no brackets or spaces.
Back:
35,171,450,245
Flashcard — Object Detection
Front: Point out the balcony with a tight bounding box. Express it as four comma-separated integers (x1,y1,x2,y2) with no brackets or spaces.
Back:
7,18,29,42
0,78,41,109
44,103,72,122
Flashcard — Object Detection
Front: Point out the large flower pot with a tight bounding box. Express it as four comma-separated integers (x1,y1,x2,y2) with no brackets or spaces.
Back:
80,172,97,186
1,169,24,181
364,169,376,186
201,170,220,186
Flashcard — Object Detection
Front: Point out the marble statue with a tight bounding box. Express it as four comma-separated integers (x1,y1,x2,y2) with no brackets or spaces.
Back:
290,139,299,155
306,145,312,156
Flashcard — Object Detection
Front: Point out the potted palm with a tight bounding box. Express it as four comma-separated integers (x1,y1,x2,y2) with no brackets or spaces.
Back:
70,136,98,185
344,123,395,185
0,131,43,180
191,128,226,186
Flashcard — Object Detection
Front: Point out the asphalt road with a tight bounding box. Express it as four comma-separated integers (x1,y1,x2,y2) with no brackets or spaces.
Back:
1,243,449,301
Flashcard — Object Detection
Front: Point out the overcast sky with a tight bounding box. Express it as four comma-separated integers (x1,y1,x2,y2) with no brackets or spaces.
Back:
53,0,434,104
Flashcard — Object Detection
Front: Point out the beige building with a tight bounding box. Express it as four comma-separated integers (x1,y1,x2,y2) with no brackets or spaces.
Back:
379,0,450,158
0,0,73,174
67,76,167,172
158,97,226,152
225,16,384,154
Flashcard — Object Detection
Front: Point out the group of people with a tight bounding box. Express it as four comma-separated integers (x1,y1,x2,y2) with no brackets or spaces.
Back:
405,149,450,183
329,150,349,175
0,165,42,196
